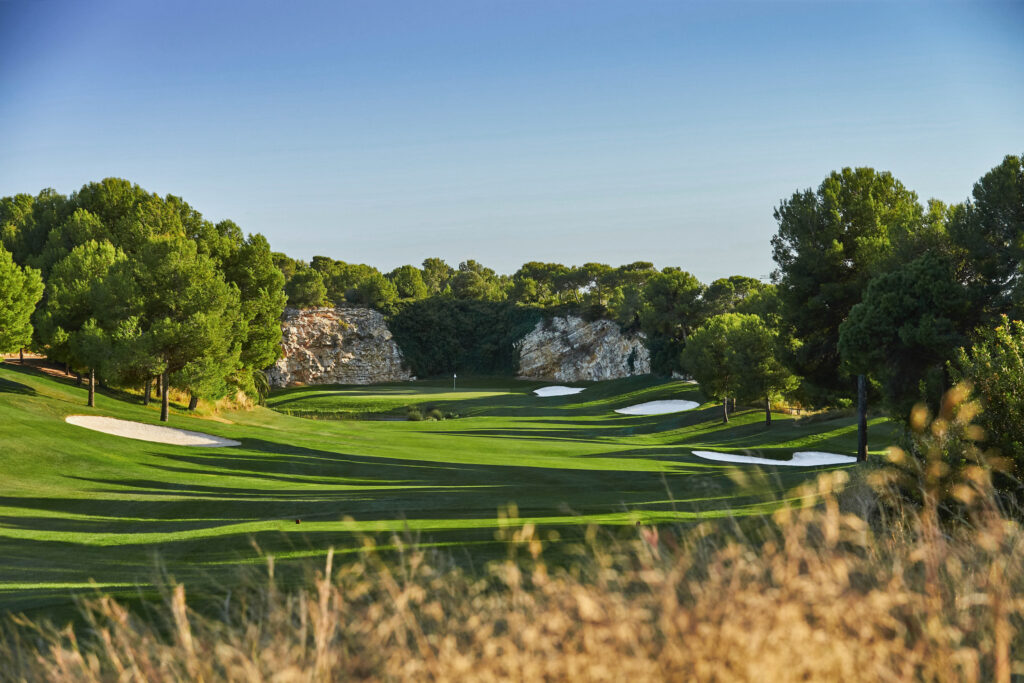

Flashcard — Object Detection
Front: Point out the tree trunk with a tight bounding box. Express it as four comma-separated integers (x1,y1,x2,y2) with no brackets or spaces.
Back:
188,394,199,411
19,348,23,363
156,376,162,398
64,362,69,376
722,400,729,423
857,374,868,462
765,395,772,426
75,372,82,387
732,397,737,413
87,368,95,408
160,372,170,422
143,378,152,406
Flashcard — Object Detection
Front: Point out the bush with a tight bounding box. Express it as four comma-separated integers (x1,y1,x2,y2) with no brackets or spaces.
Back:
950,316,1024,477
405,406,423,421
388,297,542,376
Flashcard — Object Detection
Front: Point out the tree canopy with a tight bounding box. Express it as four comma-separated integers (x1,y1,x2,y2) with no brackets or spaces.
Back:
839,252,972,416
0,244,43,354
950,316,1024,476
771,167,925,398
1,178,284,418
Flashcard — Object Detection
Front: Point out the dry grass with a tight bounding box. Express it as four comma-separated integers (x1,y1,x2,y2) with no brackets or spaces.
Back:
3,386,1022,682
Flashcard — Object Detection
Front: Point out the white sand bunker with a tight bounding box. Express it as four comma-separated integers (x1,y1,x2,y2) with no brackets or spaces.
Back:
533,386,585,397
692,450,856,467
615,400,699,415
65,415,240,447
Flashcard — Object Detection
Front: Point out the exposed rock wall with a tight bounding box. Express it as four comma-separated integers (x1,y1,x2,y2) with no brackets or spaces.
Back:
516,316,650,382
266,307,413,388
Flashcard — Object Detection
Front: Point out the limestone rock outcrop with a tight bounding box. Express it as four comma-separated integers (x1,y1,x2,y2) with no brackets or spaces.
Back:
266,307,413,388
516,316,650,382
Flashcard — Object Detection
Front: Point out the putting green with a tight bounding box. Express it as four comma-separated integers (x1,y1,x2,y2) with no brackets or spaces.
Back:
0,362,888,615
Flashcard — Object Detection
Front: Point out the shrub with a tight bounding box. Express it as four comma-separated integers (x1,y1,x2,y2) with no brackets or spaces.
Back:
950,316,1024,476
388,297,542,377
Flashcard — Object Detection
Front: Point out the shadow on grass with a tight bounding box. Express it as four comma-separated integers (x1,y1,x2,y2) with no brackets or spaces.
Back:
0,376,35,396
0,360,194,412
0,434,786,543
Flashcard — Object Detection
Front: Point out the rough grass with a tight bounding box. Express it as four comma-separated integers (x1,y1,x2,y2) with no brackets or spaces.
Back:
3,463,1021,681
0,361,889,618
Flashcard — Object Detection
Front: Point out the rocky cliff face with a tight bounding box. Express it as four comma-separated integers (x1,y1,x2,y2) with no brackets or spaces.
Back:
516,316,650,382
266,307,413,388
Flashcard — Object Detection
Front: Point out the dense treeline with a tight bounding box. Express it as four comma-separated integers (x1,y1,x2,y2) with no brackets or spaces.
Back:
388,299,543,377
671,154,1024,439
2,153,1021,450
774,155,1024,415
273,251,774,377
0,179,286,420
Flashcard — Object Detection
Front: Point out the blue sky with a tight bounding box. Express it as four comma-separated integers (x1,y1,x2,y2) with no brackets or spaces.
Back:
1,1,1022,281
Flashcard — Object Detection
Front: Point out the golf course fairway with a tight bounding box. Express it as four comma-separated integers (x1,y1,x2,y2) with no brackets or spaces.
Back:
0,362,888,616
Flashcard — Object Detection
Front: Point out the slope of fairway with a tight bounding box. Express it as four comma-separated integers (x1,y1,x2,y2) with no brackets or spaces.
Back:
0,362,889,614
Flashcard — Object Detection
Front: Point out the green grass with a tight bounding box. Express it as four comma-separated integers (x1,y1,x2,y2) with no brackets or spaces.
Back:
266,377,535,418
0,361,891,617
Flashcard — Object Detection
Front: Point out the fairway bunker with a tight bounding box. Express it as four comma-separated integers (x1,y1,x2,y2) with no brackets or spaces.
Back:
65,415,241,447
692,450,856,467
615,399,699,415
533,386,585,397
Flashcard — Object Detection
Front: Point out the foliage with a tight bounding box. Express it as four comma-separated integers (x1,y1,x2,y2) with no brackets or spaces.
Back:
388,264,429,300
0,188,73,268
284,266,328,308
271,251,300,281
449,260,505,301
222,232,287,372
0,193,35,259
839,252,973,417
730,314,799,410
639,268,704,374
510,261,575,306
733,284,784,327
388,298,542,376
34,240,124,375
702,275,764,319
421,257,454,295
682,312,797,423
0,244,43,353
947,154,1024,317
949,316,1024,475
33,207,107,277
680,313,743,417
109,236,245,405
311,258,382,304
351,270,399,311
771,167,925,398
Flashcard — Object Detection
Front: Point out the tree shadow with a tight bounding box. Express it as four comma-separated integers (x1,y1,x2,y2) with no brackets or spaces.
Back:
0,375,35,395
0,423,827,613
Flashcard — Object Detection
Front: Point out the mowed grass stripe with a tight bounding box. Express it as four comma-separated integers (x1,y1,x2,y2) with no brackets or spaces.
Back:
0,361,888,612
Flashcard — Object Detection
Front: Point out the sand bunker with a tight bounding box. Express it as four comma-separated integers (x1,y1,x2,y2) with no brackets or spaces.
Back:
692,450,856,467
615,400,699,415
65,415,241,447
533,386,585,397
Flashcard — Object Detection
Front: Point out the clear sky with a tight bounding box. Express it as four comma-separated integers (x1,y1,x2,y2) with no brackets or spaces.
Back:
1,1,1022,282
